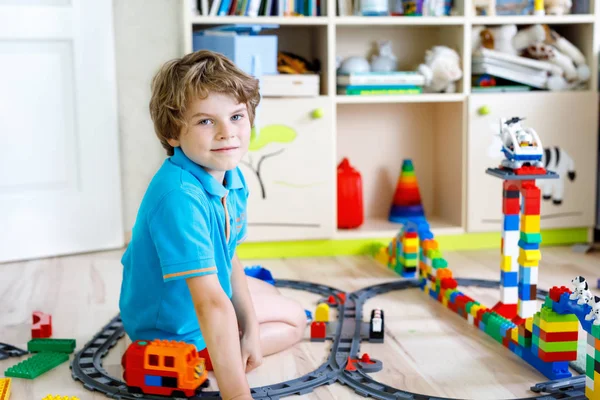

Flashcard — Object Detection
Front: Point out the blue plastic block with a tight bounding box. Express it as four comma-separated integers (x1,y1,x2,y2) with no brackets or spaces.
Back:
501,271,518,287
518,239,540,250
401,271,417,278
305,309,313,324
449,292,460,303
533,324,541,337
244,265,275,285
518,284,535,301
429,290,439,300
145,374,162,386
519,266,534,284
479,322,486,332
503,214,520,231
552,292,592,334
521,347,571,380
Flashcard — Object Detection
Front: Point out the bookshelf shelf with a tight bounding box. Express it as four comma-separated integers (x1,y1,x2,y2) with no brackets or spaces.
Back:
189,15,329,25
335,93,465,103
470,14,596,25
334,16,465,25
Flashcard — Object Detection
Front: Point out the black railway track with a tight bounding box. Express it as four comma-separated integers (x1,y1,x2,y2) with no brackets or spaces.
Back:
70,278,587,400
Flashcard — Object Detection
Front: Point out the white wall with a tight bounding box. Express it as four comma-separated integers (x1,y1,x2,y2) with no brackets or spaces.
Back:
113,0,182,237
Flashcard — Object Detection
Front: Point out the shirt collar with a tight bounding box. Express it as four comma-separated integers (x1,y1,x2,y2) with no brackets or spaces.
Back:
170,147,243,197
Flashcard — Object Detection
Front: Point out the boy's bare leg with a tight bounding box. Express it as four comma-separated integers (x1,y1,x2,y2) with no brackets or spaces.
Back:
246,277,307,356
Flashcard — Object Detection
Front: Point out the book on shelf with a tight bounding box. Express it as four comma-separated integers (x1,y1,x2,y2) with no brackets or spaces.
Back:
336,71,426,86
198,0,324,16
337,85,422,95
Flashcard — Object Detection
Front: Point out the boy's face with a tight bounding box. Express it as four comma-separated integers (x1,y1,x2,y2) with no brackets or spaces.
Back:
168,92,251,182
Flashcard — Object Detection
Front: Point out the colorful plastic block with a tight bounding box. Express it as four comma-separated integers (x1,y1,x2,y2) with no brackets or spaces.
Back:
310,322,326,342
315,303,329,322
32,312,52,339
42,396,80,400
4,352,68,379
0,378,10,400
27,339,76,354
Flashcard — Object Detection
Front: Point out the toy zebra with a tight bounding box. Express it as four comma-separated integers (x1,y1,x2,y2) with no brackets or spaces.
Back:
540,146,576,205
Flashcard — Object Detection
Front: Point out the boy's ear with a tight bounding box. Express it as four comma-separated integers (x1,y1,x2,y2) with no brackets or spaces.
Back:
167,138,180,148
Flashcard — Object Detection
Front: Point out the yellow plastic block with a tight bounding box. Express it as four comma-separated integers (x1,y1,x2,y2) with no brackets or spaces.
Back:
538,320,579,333
511,327,519,342
500,255,513,272
442,296,448,307
520,215,541,233
315,303,329,322
42,396,80,400
518,248,541,266
525,317,533,332
0,378,11,400
403,238,418,246
374,248,388,265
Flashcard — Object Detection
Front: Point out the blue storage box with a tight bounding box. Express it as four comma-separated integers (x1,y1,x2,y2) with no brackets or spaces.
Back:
192,25,279,77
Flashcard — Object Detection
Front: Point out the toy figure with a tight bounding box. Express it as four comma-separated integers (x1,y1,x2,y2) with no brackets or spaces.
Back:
499,117,545,170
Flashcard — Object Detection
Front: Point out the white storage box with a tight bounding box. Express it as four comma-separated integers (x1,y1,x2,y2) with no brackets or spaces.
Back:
260,74,320,97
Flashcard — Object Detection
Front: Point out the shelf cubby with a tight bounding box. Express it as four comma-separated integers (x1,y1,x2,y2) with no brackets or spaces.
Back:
335,101,464,239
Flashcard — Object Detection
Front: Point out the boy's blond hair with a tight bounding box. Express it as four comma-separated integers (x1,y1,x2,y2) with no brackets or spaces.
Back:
149,50,261,156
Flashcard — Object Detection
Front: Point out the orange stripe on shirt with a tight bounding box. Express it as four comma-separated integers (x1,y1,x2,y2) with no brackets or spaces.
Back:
163,266,217,280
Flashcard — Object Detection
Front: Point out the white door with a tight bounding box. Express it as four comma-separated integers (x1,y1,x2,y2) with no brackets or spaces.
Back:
0,1,123,263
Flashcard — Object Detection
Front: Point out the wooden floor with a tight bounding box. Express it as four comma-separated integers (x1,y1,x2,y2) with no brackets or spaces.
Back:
1,245,599,399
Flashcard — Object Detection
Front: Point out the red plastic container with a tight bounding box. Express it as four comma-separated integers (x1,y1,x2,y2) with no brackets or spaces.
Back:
337,158,364,229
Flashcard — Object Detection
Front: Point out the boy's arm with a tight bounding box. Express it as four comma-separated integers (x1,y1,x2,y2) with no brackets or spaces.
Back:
230,253,259,335
187,274,252,400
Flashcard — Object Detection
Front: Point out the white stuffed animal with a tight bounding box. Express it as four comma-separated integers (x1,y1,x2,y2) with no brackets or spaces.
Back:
571,276,588,300
371,41,398,72
417,46,463,93
586,296,600,324
545,0,571,15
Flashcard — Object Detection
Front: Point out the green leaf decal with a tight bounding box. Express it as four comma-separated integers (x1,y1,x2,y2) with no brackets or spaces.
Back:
250,125,297,151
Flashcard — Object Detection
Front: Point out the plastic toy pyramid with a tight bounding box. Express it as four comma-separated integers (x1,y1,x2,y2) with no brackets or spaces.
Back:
388,159,426,223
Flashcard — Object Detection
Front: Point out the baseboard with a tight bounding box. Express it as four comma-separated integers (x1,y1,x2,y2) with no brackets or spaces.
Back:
236,227,590,259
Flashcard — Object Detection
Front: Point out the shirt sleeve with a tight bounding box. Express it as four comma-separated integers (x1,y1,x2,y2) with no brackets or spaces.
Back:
148,189,217,282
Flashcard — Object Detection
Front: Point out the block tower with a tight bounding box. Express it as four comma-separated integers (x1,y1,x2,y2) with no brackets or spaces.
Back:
486,117,558,322
389,159,426,223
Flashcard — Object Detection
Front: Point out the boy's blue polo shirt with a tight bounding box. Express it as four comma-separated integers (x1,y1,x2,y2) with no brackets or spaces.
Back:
119,147,248,351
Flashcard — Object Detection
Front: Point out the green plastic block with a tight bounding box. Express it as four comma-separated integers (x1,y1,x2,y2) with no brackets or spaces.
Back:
537,339,578,353
587,354,595,378
4,352,68,379
543,297,554,309
520,232,542,244
402,252,418,260
27,338,76,354
592,324,600,339
432,258,448,268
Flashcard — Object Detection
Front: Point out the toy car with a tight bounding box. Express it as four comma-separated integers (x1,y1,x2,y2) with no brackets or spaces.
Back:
369,308,384,342
499,117,544,170
121,339,209,397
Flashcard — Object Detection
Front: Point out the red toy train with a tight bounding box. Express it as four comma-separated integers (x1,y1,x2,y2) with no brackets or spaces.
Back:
121,339,209,397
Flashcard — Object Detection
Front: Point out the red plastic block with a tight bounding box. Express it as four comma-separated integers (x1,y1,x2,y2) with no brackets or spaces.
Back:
539,330,578,342
523,200,541,215
310,322,326,339
405,232,418,239
513,316,527,327
492,302,518,320
32,311,52,339
337,293,346,305
538,349,577,362
549,286,571,302
514,166,547,175
503,198,520,215
441,278,457,289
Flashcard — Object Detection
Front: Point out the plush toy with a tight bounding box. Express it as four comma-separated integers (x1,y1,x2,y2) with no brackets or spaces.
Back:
371,41,398,72
545,0,571,15
417,46,463,93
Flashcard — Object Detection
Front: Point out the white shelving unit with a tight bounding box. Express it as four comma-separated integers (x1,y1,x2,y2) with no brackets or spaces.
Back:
181,1,600,243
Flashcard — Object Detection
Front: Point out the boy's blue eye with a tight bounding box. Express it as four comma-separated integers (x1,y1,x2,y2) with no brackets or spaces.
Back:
198,119,211,125
231,114,243,121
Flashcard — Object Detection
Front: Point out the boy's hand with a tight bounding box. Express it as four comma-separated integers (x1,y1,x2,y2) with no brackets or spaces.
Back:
240,328,262,373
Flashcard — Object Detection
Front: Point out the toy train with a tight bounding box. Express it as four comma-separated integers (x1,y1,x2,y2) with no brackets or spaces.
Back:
121,339,209,397
499,117,545,170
